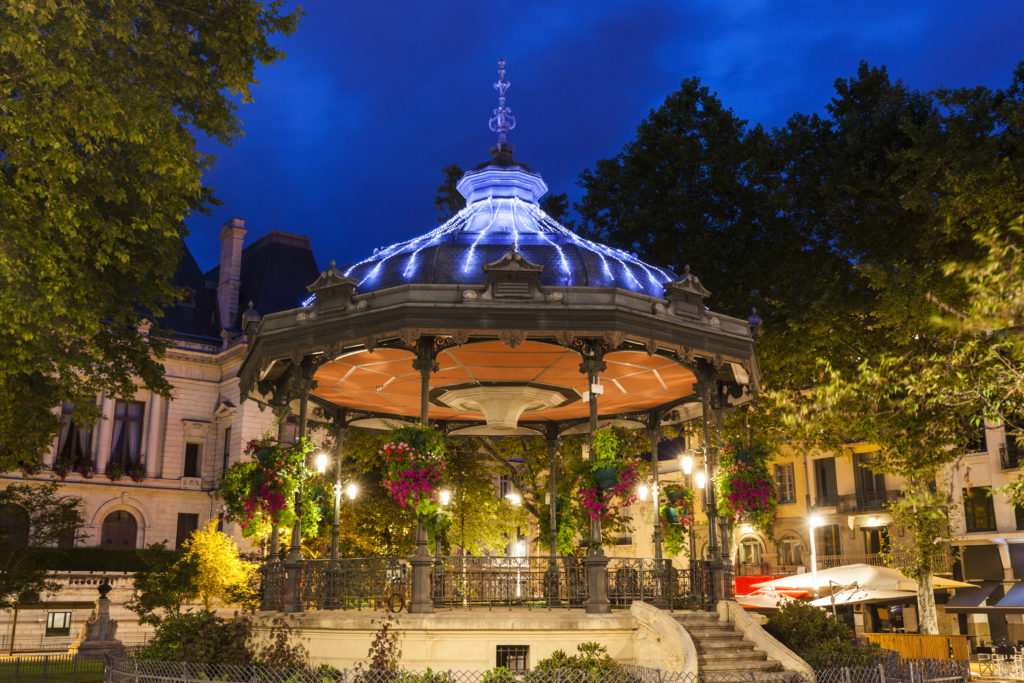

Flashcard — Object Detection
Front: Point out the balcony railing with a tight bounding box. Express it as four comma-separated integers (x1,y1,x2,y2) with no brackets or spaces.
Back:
814,550,953,574
836,490,902,513
1000,442,1023,470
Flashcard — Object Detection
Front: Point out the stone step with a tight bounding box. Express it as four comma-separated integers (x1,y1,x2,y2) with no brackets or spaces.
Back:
696,642,760,653
685,629,747,639
699,659,783,672
698,650,770,662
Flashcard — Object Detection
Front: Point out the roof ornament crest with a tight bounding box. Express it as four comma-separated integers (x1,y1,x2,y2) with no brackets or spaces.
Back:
488,58,516,149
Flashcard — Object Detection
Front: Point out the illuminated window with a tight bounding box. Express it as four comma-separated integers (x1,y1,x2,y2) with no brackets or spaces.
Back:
46,612,71,637
964,487,996,532
110,401,144,467
774,463,795,504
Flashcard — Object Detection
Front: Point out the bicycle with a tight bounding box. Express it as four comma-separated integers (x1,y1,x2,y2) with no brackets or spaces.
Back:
375,570,405,613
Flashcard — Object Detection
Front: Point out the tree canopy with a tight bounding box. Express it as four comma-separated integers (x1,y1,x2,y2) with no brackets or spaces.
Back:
0,481,84,608
0,0,301,470
578,61,1024,632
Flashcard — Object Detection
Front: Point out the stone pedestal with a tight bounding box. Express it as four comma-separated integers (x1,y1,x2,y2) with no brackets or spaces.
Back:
584,549,611,614
68,581,126,660
282,557,305,613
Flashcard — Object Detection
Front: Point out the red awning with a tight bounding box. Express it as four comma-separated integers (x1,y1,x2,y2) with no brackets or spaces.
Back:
735,575,808,599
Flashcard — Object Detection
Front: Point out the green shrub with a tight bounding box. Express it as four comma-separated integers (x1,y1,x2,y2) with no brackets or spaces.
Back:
136,610,250,665
393,668,451,683
765,600,884,666
526,642,629,683
33,545,179,572
482,667,516,683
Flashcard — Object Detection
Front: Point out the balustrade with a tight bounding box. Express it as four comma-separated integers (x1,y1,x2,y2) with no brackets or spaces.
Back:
263,556,714,612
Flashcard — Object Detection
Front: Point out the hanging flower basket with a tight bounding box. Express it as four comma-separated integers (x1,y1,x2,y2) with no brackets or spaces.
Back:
713,441,777,535
593,466,620,491
218,436,325,539
381,424,446,518
660,484,695,556
664,485,685,504
576,426,648,521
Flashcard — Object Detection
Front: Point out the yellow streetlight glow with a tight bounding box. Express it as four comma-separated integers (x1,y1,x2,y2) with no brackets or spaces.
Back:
346,483,358,500
681,453,693,475
315,452,328,474
637,484,649,501
440,490,451,506
695,471,706,489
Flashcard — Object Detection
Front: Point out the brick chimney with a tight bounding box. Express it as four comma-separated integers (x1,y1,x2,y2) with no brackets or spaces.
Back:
217,217,246,331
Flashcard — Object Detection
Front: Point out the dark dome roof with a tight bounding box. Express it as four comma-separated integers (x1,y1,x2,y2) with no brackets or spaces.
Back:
341,157,677,298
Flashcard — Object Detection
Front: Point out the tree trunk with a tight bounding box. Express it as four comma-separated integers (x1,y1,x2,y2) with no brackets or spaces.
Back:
917,570,938,634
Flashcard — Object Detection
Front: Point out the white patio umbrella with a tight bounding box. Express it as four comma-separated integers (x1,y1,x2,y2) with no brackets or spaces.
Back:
739,591,798,610
809,586,917,607
751,564,974,592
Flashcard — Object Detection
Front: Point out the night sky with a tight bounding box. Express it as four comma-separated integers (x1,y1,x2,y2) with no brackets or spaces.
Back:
184,1,1024,274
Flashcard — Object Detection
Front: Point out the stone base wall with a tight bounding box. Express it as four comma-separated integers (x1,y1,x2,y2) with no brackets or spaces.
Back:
251,604,693,672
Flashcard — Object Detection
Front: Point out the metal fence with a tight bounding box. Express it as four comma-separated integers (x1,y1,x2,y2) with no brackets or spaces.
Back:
264,556,714,612
0,653,104,682
105,658,810,683
812,651,969,683
101,652,970,683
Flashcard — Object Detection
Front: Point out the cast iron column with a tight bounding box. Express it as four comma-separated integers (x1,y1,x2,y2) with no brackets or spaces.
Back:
327,419,346,609
545,423,560,605
581,344,610,614
695,360,725,608
408,337,437,614
283,384,311,613
646,413,667,606
261,401,290,611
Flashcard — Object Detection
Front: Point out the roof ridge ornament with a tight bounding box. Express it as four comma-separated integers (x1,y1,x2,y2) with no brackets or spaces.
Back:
488,58,516,151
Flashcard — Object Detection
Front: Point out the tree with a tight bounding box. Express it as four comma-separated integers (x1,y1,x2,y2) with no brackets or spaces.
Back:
128,523,256,624
434,164,466,221
579,62,1024,632
183,521,258,612
0,0,301,470
126,542,200,626
0,481,84,608
576,77,790,320
330,428,522,557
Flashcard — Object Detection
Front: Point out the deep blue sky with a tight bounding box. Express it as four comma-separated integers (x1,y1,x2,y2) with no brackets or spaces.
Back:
185,1,1024,273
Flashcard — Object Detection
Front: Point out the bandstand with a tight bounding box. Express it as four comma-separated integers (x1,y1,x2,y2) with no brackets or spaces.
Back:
237,62,761,622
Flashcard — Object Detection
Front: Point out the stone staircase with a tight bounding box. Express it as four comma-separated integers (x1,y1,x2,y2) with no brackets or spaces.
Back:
673,611,784,676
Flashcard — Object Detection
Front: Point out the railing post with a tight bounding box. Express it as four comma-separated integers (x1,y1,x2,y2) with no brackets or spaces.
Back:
878,662,885,683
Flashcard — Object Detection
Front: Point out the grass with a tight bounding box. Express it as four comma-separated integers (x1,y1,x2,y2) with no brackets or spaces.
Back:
0,655,103,682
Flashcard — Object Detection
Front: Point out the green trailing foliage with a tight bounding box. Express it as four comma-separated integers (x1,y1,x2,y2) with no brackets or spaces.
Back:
0,0,301,471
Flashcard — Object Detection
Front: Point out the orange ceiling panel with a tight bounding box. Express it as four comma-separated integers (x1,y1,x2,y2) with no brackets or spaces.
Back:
311,340,696,423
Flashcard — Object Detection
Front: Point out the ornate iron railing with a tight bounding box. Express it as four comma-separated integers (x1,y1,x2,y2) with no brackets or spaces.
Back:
836,490,902,513
266,555,717,611
261,560,286,611
298,557,411,611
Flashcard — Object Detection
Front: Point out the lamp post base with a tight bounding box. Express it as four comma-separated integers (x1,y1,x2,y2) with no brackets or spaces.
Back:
584,548,611,614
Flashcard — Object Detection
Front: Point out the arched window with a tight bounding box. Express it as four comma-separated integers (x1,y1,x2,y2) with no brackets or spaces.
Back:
0,504,29,546
777,534,803,566
738,536,763,565
101,510,138,549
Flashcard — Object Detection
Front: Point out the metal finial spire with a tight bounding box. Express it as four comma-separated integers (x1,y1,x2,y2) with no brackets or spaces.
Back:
488,58,516,148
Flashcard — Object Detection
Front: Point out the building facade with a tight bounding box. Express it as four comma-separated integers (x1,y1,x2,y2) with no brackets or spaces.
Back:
0,220,320,649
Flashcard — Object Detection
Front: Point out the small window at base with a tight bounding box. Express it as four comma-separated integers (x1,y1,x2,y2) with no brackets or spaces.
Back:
496,645,529,672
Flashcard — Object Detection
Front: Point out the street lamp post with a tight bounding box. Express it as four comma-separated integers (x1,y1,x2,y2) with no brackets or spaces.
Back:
809,515,823,599
432,489,451,605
